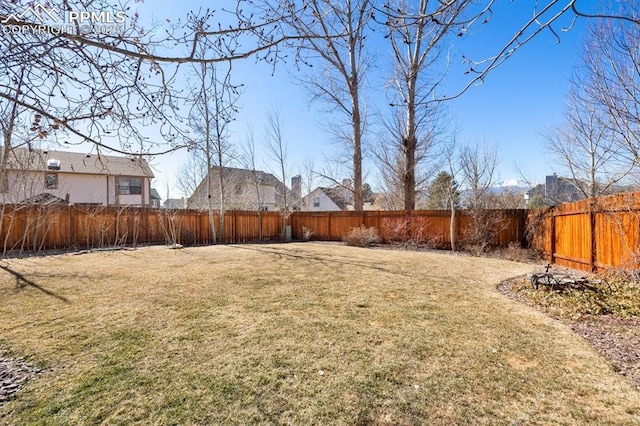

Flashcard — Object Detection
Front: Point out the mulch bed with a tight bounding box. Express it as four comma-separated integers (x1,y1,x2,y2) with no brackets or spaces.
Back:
499,276,640,389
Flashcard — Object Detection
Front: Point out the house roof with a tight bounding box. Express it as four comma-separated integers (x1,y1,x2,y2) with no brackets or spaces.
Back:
204,167,283,186
20,193,69,205
150,188,162,201
304,187,349,210
164,198,186,209
2,147,154,178
191,167,286,200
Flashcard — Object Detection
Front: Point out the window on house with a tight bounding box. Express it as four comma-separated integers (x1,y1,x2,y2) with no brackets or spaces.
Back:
45,173,58,189
260,206,268,212
313,198,320,208
234,184,243,195
117,177,142,195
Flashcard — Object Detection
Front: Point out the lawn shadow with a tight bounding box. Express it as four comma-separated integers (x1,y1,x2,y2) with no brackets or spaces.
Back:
231,244,412,277
0,265,70,303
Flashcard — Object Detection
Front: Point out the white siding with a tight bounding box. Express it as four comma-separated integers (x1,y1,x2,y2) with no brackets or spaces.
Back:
304,188,341,211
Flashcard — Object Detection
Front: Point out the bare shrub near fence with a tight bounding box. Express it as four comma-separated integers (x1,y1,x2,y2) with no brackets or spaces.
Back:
343,226,381,247
526,207,550,251
83,205,119,249
17,206,54,256
462,209,508,255
381,216,442,249
301,226,314,241
159,209,182,246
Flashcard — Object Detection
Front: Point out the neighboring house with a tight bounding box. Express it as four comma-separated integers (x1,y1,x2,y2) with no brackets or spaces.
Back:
303,186,349,211
0,147,154,206
525,174,587,207
303,180,383,211
348,193,385,211
525,174,635,207
164,198,187,209
150,188,162,208
188,167,296,212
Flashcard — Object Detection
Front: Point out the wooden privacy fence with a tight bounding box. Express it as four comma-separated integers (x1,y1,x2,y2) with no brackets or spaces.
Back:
529,192,640,273
0,205,529,255
0,205,283,254
289,209,527,248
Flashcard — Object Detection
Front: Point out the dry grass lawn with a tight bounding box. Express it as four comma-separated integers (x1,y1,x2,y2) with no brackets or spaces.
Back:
0,243,638,425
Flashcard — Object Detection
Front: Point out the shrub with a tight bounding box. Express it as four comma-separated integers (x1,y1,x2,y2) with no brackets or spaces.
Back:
343,226,381,247
301,226,314,241
381,216,443,249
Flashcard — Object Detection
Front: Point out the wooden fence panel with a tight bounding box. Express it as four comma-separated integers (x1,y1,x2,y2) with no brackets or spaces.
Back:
595,210,640,270
290,212,332,240
262,212,284,241
529,191,640,272
553,211,591,270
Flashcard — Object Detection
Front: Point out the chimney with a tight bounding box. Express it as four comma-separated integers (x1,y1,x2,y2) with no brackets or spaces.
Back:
291,175,301,202
545,173,558,198
341,178,353,204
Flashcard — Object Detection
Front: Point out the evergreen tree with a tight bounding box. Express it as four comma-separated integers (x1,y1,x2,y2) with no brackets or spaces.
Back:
425,171,460,209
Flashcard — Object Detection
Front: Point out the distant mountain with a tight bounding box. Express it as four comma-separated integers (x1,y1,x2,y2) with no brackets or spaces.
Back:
494,179,532,189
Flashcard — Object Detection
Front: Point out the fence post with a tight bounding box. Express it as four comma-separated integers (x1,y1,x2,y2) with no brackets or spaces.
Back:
68,205,75,249
233,210,238,243
590,199,597,273
142,207,148,245
549,208,556,265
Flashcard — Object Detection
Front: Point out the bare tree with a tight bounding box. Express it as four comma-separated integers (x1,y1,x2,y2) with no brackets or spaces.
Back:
542,82,635,200
458,141,500,252
575,4,640,178
243,127,264,239
443,139,462,251
376,147,405,210
278,0,373,211
176,150,208,201
299,156,317,211
186,56,241,243
0,0,637,162
379,0,463,210
264,106,290,237
0,0,310,161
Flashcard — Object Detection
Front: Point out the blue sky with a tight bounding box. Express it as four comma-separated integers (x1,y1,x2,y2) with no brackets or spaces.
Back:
133,1,589,197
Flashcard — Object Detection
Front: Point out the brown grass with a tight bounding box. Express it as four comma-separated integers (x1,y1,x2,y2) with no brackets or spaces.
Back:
0,243,638,424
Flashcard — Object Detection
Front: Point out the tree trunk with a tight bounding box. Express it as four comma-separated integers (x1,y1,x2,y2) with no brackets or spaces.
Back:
403,136,417,210
351,110,364,211
450,202,457,252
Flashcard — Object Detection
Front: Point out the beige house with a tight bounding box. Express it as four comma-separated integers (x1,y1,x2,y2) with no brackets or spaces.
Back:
0,148,154,206
189,167,297,211
302,181,383,211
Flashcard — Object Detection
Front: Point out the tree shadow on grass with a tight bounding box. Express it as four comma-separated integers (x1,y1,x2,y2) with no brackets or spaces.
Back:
230,245,413,277
0,265,70,303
